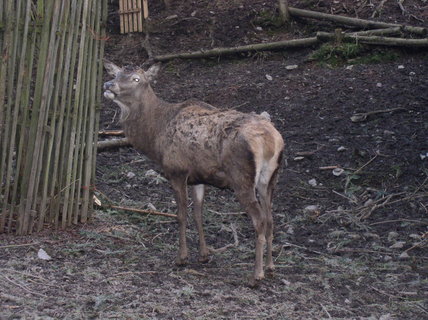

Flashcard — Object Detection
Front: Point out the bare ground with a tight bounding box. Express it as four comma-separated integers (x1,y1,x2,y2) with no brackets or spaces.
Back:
1,0,428,319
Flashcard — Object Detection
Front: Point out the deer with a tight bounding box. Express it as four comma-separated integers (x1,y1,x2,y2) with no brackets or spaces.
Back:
103,61,284,284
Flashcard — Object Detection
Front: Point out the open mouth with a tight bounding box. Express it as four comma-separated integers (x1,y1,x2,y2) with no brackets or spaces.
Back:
104,90,116,100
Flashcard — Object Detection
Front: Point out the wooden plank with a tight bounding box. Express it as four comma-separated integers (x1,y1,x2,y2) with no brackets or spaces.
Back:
123,0,129,33
143,0,148,19
119,0,125,34
132,0,138,32
137,0,143,32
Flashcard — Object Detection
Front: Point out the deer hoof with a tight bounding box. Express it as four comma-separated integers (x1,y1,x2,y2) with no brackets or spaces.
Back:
266,265,275,277
198,255,209,263
175,256,188,266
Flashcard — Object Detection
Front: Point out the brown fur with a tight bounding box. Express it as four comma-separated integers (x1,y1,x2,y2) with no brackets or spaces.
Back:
104,61,284,283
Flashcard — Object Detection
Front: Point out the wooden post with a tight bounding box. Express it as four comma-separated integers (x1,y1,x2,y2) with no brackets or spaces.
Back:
278,0,290,24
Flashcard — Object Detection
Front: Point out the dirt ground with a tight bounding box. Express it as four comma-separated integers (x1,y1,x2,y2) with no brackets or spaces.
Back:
1,0,428,319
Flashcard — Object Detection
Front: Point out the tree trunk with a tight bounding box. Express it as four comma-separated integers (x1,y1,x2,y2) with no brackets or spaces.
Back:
97,138,131,151
317,32,428,47
288,7,426,36
153,37,318,62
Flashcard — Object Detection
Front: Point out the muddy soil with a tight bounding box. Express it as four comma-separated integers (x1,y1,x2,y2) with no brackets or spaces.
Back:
1,1,427,319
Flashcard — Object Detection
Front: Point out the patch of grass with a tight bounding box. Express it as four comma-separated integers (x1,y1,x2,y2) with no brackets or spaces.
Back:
311,43,400,66
310,43,364,66
253,9,285,30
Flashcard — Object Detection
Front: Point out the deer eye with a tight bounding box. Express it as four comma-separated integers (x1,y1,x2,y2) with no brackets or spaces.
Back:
133,77,140,82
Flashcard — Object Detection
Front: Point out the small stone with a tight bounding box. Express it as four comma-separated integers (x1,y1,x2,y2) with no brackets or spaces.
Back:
398,65,405,69
337,146,347,152
293,156,305,161
255,26,263,31
191,10,197,17
285,65,298,70
286,226,294,235
281,279,291,286
332,168,344,176
409,233,421,240
409,71,416,76
265,74,273,81
346,65,354,70
304,205,319,213
308,178,317,187
399,252,410,259
364,232,380,240
147,203,157,211
126,171,136,179
389,241,406,249
376,82,382,87
260,111,271,121
380,313,394,320
387,231,399,241
364,199,374,207
38,248,52,261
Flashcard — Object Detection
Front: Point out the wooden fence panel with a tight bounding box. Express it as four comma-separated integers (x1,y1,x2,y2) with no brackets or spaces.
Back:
0,0,108,234
119,0,147,33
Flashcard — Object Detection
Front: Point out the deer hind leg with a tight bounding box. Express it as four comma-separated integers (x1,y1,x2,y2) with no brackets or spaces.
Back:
193,184,209,262
170,176,189,265
234,185,267,281
256,167,280,272
255,153,282,273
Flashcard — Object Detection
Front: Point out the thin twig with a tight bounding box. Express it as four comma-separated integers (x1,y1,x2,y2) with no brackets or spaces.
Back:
107,204,177,218
1,276,47,297
0,243,38,249
370,219,428,226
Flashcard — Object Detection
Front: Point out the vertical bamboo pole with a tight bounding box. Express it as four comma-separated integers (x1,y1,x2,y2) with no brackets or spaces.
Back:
80,0,99,223
0,0,14,232
9,25,37,233
123,0,129,33
143,0,148,19
58,0,84,229
21,0,61,235
90,0,108,222
3,0,32,233
73,0,94,224
136,0,143,32
44,0,79,231
132,0,138,32
119,0,125,34
36,0,70,232
63,0,90,228
2,0,23,233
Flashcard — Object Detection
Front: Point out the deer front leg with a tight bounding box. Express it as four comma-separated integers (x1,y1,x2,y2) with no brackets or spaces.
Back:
170,177,189,265
193,184,209,262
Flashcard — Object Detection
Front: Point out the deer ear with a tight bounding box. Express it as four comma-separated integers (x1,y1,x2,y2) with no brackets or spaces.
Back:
145,64,160,82
104,60,122,77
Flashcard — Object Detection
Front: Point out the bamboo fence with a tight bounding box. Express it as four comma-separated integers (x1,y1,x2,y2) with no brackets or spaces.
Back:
0,0,108,235
119,0,148,33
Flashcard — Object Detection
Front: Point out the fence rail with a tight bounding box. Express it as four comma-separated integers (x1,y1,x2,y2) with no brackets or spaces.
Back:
0,0,108,235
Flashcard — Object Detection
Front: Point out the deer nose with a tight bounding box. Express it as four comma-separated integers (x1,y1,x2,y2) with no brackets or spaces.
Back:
103,81,114,90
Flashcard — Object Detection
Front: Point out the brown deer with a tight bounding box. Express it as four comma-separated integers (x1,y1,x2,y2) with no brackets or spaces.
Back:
103,61,284,283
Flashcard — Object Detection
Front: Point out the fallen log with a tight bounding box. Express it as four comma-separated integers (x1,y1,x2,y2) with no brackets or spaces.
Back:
351,27,402,36
288,7,427,36
153,37,318,62
97,138,131,151
98,129,125,136
317,31,428,47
